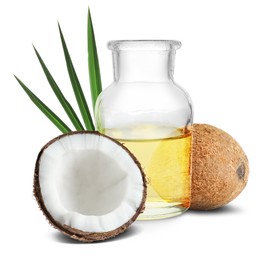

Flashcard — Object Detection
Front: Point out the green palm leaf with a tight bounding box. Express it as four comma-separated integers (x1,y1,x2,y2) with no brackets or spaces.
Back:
88,8,102,110
33,46,84,131
58,23,95,131
14,76,71,133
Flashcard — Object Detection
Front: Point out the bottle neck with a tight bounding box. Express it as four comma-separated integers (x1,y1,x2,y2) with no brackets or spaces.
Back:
112,50,175,82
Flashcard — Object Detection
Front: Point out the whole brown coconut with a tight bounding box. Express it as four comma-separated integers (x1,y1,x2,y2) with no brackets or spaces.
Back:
190,124,249,210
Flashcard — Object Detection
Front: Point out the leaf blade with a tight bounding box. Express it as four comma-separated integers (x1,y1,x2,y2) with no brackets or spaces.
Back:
33,46,85,131
58,23,95,131
14,75,71,133
88,8,102,110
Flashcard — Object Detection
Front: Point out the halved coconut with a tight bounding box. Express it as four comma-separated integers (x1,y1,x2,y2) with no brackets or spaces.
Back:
34,131,146,242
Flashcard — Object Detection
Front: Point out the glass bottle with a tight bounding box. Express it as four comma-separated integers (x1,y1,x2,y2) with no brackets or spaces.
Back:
95,40,193,220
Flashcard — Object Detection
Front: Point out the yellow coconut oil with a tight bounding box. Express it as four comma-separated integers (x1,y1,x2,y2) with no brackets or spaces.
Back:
102,126,192,220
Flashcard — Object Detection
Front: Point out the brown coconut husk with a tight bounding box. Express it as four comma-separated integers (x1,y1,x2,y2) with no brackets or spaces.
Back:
190,124,249,210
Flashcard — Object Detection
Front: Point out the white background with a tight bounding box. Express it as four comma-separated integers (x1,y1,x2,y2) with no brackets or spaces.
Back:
1,0,261,259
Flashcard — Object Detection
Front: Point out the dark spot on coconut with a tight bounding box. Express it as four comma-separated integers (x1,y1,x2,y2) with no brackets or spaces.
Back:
236,162,245,180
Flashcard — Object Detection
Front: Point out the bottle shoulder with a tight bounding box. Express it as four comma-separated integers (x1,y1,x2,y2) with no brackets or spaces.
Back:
97,81,192,111
95,81,193,129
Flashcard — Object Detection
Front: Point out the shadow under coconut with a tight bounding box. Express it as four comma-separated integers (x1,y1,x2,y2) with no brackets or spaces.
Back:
50,224,142,244
187,204,244,215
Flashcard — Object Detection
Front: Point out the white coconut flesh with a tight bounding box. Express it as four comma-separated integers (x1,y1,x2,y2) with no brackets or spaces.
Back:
37,132,145,234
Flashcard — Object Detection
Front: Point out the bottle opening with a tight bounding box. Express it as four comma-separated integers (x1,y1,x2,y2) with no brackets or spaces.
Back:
108,40,181,51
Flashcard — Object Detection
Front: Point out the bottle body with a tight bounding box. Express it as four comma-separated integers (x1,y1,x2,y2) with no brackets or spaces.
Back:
95,40,193,219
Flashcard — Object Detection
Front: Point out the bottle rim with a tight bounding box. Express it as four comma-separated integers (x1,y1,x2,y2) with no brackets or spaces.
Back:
107,40,181,51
